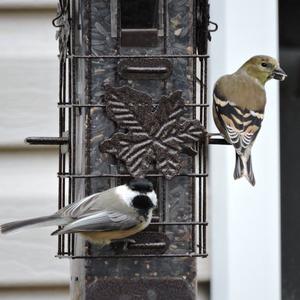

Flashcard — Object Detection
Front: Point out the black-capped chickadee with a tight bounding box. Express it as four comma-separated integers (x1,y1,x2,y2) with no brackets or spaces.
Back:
0,178,157,245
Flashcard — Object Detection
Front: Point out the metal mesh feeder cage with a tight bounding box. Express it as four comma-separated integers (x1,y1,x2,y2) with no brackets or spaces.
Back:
26,0,220,299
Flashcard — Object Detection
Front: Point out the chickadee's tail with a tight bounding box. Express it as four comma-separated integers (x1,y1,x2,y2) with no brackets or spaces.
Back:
0,215,63,234
233,153,255,186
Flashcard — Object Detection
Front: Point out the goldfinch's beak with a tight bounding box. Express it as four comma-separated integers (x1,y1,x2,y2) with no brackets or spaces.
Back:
272,66,287,81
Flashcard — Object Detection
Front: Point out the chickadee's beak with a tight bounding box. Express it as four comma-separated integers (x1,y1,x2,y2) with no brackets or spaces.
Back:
272,66,287,81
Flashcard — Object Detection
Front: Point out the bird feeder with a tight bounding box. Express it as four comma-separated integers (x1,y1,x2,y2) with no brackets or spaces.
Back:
26,0,216,298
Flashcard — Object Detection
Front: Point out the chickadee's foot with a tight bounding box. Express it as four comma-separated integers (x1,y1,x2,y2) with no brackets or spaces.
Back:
122,239,136,251
121,238,136,244
111,238,136,252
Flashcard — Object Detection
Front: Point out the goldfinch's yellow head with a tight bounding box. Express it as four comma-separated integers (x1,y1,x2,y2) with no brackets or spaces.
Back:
239,55,287,85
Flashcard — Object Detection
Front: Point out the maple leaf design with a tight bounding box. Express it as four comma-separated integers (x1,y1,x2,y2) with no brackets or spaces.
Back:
100,85,205,179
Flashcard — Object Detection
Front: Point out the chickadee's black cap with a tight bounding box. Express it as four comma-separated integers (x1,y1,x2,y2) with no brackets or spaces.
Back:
128,178,153,193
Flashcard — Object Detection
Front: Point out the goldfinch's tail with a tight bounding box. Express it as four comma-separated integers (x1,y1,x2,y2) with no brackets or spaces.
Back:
234,153,255,186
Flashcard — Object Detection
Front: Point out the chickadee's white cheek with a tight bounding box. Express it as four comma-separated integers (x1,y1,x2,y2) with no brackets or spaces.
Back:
115,185,139,206
147,191,158,207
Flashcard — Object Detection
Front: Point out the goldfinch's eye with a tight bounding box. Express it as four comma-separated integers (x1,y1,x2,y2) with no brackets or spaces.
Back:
261,63,268,67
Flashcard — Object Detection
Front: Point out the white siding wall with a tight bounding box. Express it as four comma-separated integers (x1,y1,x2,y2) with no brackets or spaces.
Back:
0,3,69,299
0,1,55,9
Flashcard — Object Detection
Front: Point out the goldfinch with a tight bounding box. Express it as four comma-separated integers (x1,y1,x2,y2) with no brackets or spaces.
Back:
213,55,287,186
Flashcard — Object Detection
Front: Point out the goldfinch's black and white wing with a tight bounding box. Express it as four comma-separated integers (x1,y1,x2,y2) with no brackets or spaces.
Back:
213,93,264,155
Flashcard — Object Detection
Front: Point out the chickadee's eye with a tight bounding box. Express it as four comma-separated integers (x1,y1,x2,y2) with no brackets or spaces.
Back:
261,63,268,67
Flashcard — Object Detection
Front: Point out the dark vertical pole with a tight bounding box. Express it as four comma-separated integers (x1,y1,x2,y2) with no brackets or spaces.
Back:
279,0,300,299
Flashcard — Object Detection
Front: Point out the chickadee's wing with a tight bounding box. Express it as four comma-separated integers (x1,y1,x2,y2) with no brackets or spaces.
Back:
57,188,126,219
52,210,139,235
213,78,265,155
57,193,102,218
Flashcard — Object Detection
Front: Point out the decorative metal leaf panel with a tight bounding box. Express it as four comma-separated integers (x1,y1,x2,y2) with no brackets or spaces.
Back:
100,85,205,179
